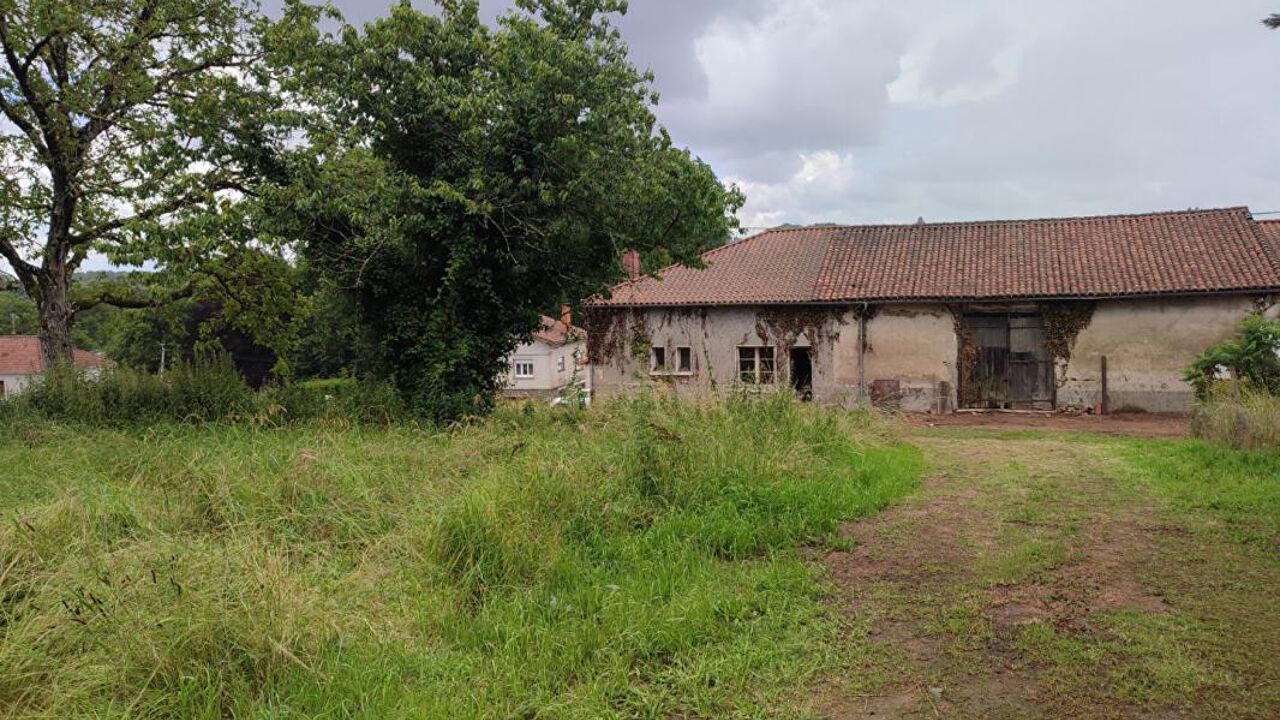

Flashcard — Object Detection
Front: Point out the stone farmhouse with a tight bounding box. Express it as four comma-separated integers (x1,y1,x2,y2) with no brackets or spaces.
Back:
586,207,1280,413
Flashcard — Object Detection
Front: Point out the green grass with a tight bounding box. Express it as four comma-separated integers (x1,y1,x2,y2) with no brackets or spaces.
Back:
1119,439,1280,549
0,394,922,719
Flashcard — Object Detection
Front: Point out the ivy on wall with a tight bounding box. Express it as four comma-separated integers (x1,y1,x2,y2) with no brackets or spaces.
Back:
1040,301,1096,361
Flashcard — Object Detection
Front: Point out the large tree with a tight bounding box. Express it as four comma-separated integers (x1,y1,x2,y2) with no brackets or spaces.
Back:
0,0,302,367
270,0,743,420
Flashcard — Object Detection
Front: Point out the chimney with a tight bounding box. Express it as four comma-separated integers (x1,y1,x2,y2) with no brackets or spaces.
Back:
560,304,572,328
622,249,641,280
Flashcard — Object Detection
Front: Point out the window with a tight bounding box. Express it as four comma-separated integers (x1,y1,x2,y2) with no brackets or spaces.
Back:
676,346,692,373
738,346,775,384
651,345,694,375
557,355,566,372
513,360,535,378
650,346,667,373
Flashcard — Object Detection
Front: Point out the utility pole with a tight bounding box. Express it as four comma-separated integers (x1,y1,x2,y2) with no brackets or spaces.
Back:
159,343,167,375
9,313,15,335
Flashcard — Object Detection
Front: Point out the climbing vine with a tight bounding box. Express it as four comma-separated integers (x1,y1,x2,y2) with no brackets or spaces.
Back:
582,307,627,364
755,306,848,351
951,308,981,407
1039,301,1096,361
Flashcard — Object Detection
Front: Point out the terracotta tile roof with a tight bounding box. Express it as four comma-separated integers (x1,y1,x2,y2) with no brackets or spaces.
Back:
595,207,1280,306
533,316,585,347
601,228,834,306
0,336,105,375
1259,219,1280,245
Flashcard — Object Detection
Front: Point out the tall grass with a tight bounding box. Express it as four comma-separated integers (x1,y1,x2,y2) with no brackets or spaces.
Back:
0,393,921,718
0,360,406,428
1190,391,1280,450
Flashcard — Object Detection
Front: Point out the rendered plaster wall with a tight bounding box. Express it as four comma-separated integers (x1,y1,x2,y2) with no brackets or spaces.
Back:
832,304,958,412
0,373,34,396
1057,295,1274,413
590,295,1276,414
589,304,956,410
588,306,852,403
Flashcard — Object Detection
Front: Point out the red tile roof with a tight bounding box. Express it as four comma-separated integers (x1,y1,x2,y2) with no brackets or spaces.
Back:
1259,219,1280,245
0,336,105,375
533,316,585,347
596,207,1280,306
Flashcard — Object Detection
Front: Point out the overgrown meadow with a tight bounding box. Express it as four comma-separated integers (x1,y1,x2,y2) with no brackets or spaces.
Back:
0,393,922,718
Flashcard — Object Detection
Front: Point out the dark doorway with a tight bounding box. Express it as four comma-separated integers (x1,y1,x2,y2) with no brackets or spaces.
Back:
790,347,813,400
962,314,1054,410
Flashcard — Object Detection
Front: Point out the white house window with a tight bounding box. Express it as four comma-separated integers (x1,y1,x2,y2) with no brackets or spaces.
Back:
738,346,775,384
557,355,566,372
513,360,535,378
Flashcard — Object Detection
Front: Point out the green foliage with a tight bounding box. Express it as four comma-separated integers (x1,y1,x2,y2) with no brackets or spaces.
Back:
288,272,372,380
0,0,311,363
0,396,921,718
1184,314,1280,400
0,289,36,334
17,355,254,425
2,360,407,428
101,300,194,372
268,0,743,421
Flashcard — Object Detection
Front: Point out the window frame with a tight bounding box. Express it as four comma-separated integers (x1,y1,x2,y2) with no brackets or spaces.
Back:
650,346,667,374
737,345,776,385
650,344,695,376
513,359,536,379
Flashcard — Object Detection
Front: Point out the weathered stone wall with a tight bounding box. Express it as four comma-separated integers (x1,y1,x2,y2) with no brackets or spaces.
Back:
832,304,958,412
588,305,854,403
589,295,1276,414
588,303,957,410
1057,295,1276,413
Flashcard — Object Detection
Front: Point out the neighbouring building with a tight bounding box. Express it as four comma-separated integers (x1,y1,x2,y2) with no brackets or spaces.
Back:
586,207,1280,414
501,311,590,402
0,336,106,397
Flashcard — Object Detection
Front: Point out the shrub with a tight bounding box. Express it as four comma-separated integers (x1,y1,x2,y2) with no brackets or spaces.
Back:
1184,314,1280,400
2,364,408,429
17,354,252,425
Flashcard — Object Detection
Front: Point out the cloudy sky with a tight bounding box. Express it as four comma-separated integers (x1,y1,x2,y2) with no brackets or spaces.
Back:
287,0,1280,231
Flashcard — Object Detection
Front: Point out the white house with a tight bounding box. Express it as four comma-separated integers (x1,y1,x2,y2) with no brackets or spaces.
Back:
502,311,590,402
0,336,105,397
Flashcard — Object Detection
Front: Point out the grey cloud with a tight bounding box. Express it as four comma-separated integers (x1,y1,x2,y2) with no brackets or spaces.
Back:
916,17,1010,98
259,0,1280,229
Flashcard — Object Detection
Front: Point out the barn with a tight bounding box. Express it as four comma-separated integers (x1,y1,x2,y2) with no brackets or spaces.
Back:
586,207,1280,413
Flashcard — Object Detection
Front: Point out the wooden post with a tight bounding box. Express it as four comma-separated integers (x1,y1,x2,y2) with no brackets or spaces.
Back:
1100,355,1108,415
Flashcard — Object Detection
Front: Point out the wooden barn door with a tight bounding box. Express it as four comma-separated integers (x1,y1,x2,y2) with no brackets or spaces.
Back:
963,314,1055,410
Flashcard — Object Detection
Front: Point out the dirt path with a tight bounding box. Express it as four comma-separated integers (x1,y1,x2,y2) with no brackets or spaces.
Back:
814,428,1280,719
902,411,1189,438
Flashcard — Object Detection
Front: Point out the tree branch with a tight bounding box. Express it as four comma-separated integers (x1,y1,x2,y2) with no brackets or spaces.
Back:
68,180,248,245
0,234,38,295
0,13,64,160
71,279,194,311
80,1,157,145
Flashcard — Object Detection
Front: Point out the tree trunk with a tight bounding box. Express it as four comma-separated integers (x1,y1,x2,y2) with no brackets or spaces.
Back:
37,263,75,369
